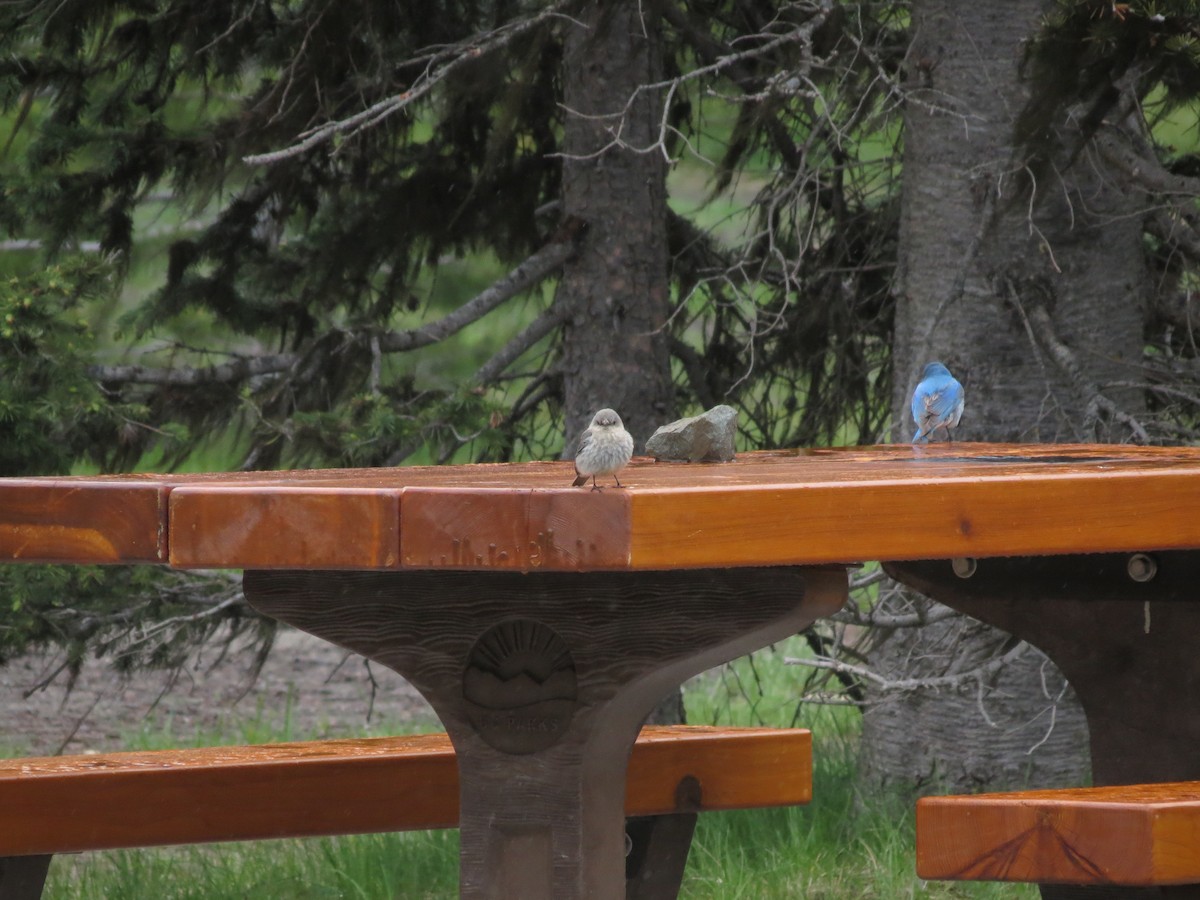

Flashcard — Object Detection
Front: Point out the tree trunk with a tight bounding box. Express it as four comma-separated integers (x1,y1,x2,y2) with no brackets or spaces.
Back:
556,1,675,453
865,0,1148,791
555,3,680,727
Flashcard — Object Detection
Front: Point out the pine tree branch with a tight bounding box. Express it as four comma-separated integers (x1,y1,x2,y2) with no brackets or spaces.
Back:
89,239,575,387
555,7,831,164
379,238,574,353
473,304,566,385
243,3,573,166
88,353,298,386
669,336,718,410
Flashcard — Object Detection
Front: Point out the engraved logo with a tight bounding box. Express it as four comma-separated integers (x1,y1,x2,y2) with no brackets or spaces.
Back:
462,619,577,754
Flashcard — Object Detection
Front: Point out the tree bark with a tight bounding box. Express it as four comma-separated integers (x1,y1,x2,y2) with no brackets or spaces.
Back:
557,1,675,453
554,2,680,727
867,0,1149,791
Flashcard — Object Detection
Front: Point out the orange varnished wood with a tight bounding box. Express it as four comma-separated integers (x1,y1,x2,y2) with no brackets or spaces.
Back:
0,726,810,856
8,443,1200,569
399,488,631,570
917,781,1200,885
0,481,167,563
168,487,401,569
624,724,812,811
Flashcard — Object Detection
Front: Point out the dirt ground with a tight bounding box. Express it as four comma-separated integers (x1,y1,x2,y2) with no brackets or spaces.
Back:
0,628,436,757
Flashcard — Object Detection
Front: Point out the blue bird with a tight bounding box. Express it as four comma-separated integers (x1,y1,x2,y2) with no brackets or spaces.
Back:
911,361,964,443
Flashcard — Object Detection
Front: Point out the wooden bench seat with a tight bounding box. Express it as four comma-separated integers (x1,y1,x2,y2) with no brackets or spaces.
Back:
0,724,811,899
917,781,1200,887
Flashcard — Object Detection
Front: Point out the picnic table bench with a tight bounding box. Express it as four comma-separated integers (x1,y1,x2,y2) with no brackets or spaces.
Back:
0,725,812,900
6,442,1200,898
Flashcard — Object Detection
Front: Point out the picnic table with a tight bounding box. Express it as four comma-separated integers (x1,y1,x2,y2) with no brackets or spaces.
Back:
5,441,1200,898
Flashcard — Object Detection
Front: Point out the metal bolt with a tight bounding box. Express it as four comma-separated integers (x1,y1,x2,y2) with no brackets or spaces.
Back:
1127,553,1158,583
951,557,977,579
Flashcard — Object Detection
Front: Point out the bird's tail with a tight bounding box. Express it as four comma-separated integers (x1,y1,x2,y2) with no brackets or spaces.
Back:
572,474,589,487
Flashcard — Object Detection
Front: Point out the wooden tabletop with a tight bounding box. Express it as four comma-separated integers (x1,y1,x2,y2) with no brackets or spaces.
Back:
3,443,1200,571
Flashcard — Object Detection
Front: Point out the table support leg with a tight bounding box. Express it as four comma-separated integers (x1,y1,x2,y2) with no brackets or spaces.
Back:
0,855,51,900
244,567,846,900
624,813,697,899
887,552,1200,900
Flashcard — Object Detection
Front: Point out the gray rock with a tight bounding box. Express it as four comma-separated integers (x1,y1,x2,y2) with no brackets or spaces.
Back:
646,405,738,462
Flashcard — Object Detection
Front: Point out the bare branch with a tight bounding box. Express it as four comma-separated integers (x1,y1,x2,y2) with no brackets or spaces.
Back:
243,3,573,166
1148,208,1200,266
380,238,574,353
554,7,832,165
1002,279,1150,443
785,640,1030,694
1097,128,1200,197
90,239,574,388
89,352,297,386
832,602,959,629
473,304,566,385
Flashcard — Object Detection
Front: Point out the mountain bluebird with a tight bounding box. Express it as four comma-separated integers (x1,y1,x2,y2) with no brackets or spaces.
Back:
572,408,634,489
911,362,965,443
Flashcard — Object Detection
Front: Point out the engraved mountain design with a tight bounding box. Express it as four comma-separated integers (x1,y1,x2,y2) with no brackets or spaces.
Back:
463,619,577,710
462,619,578,754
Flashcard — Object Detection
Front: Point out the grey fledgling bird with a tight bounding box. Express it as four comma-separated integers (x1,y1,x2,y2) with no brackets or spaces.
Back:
572,408,634,490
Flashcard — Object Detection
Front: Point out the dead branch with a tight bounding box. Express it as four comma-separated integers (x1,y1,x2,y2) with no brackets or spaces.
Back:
832,602,958,629
89,240,574,388
381,239,574,353
785,639,1030,694
243,3,573,166
556,4,833,164
1097,128,1200,198
89,352,297,387
1148,208,1200,267
1002,279,1150,442
473,304,565,385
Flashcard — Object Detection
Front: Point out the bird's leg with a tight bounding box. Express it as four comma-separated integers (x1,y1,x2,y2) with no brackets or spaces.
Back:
613,475,623,488
590,476,602,492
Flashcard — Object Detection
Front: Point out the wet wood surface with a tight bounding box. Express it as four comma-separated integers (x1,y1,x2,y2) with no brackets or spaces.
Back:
6,443,1200,569
917,780,1200,886
0,725,810,856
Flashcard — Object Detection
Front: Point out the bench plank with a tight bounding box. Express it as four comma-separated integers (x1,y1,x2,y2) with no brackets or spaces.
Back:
917,781,1200,886
0,725,811,856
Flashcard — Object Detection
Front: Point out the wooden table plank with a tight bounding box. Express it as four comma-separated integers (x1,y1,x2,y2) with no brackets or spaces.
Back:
0,481,167,563
397,488,631,571
7,443,1200,570
168,487,401,569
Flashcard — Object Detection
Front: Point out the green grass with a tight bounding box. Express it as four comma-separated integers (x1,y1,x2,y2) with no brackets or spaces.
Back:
36,637,1036,899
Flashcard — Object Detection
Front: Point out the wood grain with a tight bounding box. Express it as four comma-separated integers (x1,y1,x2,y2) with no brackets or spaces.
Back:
8,443,1200,569
917,781,1200,885
0,726,810,856
399,488,630,571
168,487,400,569
0,481,166,563
242,567,846,900
888,555,1200,787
